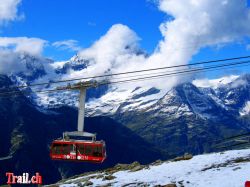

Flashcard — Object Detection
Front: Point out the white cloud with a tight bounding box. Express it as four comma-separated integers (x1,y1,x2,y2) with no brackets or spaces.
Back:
231,78,248,88
0,49,25,74
0,37,47,74
52,40,81,52
0,0,22,25
0,0,48,75
158,0,250,47
77,24,141,74
0,37,47,56
62,0,250,91
64,24,151,89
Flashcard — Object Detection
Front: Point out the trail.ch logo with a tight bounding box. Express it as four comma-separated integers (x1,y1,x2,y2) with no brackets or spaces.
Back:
5,172,42,185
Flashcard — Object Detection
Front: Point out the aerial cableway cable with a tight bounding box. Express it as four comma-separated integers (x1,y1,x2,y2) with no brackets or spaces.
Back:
2,55,250,90
0,59,250,97
0,63,242,98
0,59,249,98
110,63,250,82
101,60,250,86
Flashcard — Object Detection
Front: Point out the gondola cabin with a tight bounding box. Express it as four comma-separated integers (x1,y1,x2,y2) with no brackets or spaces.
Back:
50,140,106,163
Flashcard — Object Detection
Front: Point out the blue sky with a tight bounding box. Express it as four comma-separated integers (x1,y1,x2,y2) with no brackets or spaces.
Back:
1,0,250,79
3,0,165,60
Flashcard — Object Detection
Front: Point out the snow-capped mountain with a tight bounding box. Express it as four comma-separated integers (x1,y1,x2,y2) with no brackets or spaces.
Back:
47,148,250,187
52,55,90,75
84,74,250,122
2,55,250,185
100,75,250,156
0,75,168,185
10,53,250,121
5,53,250,156
6,53,109,106
9,53,52,84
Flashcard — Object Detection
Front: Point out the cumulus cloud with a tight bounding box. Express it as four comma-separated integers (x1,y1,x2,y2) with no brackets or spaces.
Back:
0,37,47,56
77,24,142,75
0,37,47,74
0,0,23,25
158,0,250,47
231,78,248,88
0,0,48,75
62,24,161,90
62,0,250,91
52,40,82,52
0,49,25,74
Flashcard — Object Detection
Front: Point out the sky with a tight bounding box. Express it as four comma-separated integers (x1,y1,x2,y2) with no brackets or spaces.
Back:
2,0,165,60
1,0,250,82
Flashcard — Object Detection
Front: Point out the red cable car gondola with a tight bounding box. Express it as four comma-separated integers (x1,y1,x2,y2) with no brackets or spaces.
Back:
50,139,106,163
50,82,107,163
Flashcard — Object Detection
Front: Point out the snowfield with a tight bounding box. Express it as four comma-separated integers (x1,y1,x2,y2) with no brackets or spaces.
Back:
50,149,250,187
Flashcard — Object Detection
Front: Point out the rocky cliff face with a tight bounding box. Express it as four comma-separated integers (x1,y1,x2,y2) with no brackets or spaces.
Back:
110,76,250,156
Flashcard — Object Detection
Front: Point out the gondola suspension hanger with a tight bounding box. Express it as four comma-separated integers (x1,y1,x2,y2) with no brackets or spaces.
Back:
58,81,98,140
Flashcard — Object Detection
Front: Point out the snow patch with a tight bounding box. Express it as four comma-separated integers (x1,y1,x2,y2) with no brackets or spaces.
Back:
240,101,250,116
56,149,250,187
50,61,68,69
193,75,239,89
